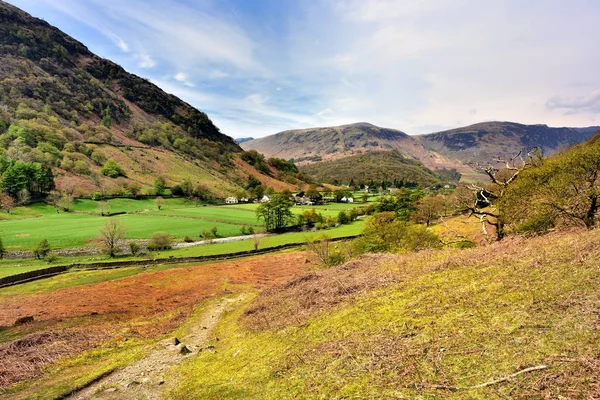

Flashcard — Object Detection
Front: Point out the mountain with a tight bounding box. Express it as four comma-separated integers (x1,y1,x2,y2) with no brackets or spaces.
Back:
419,121,600,166
299,151,447,188
235,137,254,145
0,1,301,197
242,122,473,176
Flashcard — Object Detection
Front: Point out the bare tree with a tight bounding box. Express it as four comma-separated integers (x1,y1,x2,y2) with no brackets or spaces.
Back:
0,194,15,214
155,196,164,210
252,233,262,251
99,219,126,257
305,235,330,265
97,200,110,216
457,150,539,241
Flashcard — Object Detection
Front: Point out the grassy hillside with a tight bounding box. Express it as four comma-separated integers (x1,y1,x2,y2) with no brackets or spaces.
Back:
0,1,302,197
419,121,600,167
166,229,600,399
299,151,446,187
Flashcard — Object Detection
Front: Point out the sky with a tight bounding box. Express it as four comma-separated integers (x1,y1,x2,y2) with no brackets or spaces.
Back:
7,0,600,138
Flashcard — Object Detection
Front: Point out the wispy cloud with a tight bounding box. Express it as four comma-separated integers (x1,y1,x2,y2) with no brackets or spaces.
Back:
9,0,600,136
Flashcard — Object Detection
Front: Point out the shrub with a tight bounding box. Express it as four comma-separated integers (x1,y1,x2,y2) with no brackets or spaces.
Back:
46,253,58,264
184,235,195,243
147,232,172,250
34,239,51,259
100,159,126,178
129,241,141,255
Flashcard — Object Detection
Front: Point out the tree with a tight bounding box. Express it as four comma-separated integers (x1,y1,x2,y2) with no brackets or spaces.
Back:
502,140,600,230
155,196,164,210
252,233,262,251
98,200,110,216
129,183,141,198
57,193,74,212
34,239,51,259
306,186,322,203
415,195,445,226
99,219,126,257
0,194,15,214
17,188,30,205
147,232,172,250
180,179,193,198
457,150,539,240
102,106,112,128
256,193,294,232
0,236,5,259
154,177,166,195
100,160,125,178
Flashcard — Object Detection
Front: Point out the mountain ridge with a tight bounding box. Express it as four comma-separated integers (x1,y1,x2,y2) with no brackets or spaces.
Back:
0,0,305,197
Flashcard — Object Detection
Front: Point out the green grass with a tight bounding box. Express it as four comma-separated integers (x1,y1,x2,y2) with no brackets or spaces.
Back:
166,230,600,399
0,212,256,251
0,200,367,252
0,221,365,293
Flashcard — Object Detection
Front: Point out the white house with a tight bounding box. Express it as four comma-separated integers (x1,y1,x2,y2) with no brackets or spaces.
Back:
240,197,249,203
225,197,238,204
260,195,271,203
341,196,354,203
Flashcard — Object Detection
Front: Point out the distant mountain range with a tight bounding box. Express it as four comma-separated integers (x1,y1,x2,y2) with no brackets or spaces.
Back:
235,137,254,145
242,121,600,182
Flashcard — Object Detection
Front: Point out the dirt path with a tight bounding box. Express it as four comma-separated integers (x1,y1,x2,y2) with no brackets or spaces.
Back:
69,296,243,400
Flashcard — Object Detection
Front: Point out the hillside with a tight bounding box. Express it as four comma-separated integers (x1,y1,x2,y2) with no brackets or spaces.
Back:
165,229,600,398
0,1,301,197
299,151,447,188
420,121,600,166
241,123,474,177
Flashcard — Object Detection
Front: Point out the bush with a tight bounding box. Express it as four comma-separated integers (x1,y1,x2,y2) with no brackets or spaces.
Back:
354,212,441,254
129,241,141,255
147,232,172,251
34,239,51,259
46,253,58,264
184,235,195,243
100,159,126,178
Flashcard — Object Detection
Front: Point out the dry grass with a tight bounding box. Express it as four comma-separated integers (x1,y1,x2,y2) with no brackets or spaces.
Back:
181,227,600,399
242,253,398,330
0,329,105,387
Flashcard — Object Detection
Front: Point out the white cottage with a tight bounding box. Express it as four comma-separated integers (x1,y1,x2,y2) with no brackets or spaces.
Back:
260,195,271,203
225,196,238,204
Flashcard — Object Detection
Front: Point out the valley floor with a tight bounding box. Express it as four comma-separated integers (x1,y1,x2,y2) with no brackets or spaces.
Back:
1,228,599,399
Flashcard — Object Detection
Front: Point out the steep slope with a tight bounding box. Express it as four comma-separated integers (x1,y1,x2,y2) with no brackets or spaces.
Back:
299,151,446,188
242,122,475,179
0,1,299,197
419,121,600,166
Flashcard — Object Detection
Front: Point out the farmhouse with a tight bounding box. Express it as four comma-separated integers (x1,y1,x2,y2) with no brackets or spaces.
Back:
225,197,238,204
260,195,271,203
341,196,354,203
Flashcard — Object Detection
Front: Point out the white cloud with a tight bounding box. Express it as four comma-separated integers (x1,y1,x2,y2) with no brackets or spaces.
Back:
135,52,155,69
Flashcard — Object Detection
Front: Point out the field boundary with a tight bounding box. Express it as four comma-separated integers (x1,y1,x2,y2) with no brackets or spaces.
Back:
0,235,360,288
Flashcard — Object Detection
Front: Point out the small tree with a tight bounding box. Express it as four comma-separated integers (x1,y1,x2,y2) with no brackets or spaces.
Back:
155,196,164,210
210,226,218,238
256,193,294,232
34,239,51,259
17,188,30,205
252,233,262,251
98,200,110,216
0,236,5,259
57,193,74,212
415,195,445,227
99,219,126,257
0,194,15,214
129,183,141,198
102,106,112,128
100,160,125,178
154,177,166,195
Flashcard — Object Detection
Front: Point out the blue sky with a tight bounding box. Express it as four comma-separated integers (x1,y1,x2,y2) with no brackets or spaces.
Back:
7,0,600,138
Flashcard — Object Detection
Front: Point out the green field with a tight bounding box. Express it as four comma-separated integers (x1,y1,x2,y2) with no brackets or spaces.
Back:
0,220,365,282
0,199,368,252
